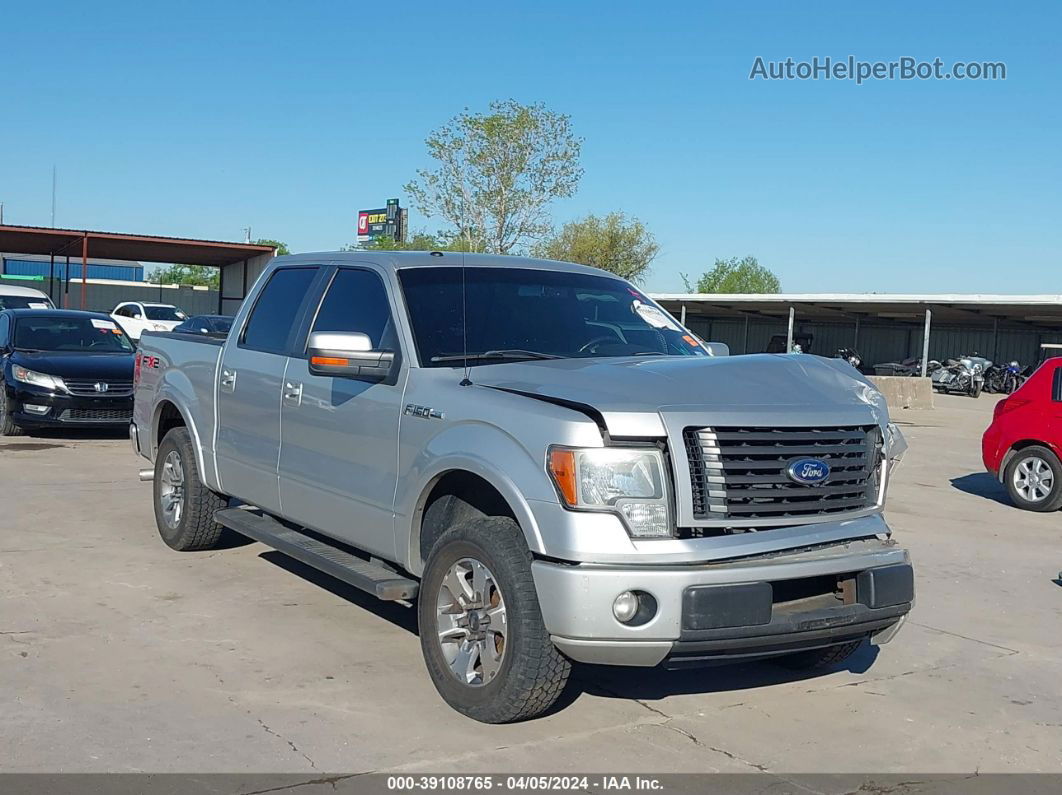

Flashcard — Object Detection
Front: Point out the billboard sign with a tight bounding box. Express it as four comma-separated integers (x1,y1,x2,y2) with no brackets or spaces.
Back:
357,198,405,242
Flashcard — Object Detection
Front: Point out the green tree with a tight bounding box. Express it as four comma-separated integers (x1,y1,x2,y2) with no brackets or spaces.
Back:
254,239,290,255
150,264,219,289
346,229,479,252
683,256,781,293
533,212,659,283
405,99,583,254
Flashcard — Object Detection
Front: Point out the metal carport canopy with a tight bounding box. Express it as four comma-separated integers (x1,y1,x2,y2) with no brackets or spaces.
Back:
0,224,276,311
650,293,1062,328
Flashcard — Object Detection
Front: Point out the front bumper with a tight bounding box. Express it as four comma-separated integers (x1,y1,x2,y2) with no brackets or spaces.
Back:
533,537,913,667
5,383,133,428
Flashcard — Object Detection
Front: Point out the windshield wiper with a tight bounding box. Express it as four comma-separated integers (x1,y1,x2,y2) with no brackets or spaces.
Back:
430,349,562,363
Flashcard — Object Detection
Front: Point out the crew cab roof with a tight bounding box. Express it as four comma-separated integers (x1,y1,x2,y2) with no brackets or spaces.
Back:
269,251,613,278
0,284,50,296
1,308,117,320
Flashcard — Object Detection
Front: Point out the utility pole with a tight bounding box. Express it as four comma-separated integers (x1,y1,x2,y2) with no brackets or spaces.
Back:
0,201,4,225
243,226,252,243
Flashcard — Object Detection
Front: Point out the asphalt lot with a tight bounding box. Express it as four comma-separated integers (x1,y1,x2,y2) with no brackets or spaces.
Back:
2,393,1061,775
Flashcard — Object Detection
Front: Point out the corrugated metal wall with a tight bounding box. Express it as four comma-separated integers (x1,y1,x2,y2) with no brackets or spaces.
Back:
2,258,145,282
684,315,1062,369
0,277,219,315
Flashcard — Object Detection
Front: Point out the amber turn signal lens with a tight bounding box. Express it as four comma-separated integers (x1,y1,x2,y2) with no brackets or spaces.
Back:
311,356,349,367
548,449,578,505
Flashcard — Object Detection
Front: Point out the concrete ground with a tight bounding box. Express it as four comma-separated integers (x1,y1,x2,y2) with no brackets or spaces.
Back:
2,394,1060,775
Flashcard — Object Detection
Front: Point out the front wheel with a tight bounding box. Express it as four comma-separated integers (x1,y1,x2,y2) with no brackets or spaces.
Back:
1004,446,1062,512
0,388,25,436
969,380,983,398
418,517,571,723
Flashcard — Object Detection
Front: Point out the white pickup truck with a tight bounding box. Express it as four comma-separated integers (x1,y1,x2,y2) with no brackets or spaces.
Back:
131,251,914,723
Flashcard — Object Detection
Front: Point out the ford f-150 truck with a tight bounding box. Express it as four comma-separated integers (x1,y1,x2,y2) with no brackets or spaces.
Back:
131,251,913,723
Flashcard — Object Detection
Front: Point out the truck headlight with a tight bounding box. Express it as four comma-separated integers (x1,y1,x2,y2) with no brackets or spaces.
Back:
548,447,671,538
12,365,66,392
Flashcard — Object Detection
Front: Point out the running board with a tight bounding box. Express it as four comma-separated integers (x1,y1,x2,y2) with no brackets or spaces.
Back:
214,508,419,601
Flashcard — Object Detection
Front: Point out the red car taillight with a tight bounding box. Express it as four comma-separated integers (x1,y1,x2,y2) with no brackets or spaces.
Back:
134,352,142,386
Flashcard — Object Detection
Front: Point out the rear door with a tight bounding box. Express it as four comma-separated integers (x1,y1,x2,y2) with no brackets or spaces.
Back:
215,266,323,513
278,265,406,558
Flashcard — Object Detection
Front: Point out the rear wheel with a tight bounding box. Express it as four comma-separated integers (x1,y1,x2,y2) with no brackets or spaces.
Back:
1004,446,1062,512
153,426,228,549
418,517,571,723
0,388,25,436
776,640,862,670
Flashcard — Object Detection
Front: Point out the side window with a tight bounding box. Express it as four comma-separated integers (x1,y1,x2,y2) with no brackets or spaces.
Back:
1053,366,1062,402
241,267,319,354
310,268,395,350
130,305,143,318
114,306,127,317
0,314,9,346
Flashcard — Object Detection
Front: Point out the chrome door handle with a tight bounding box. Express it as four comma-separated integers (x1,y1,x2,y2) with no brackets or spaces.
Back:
283,381,303,405
220,368,237,389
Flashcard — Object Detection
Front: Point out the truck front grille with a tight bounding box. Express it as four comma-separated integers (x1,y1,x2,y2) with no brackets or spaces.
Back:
684,425,882,520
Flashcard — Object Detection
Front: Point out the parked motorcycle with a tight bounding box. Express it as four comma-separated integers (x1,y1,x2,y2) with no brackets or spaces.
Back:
931,353,991,397
986,360,1027,394
834,347,862,370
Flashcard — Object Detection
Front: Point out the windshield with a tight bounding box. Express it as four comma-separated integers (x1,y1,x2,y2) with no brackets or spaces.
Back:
14,316,135,353
0,295,52,310
399,267,708,366
144,306,185,321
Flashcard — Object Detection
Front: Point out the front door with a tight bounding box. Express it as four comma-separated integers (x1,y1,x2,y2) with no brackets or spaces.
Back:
279,266,406,559
215,266,320,514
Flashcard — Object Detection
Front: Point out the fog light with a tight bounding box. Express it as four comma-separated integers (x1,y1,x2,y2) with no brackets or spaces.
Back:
613,591,640,623
23,404,50,415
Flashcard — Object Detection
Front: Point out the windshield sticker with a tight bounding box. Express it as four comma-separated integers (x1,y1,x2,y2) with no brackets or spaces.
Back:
91,319,118,330
631,300,681,331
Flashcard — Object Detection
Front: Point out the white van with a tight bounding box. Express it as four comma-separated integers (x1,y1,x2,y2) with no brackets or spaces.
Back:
0,284,55,310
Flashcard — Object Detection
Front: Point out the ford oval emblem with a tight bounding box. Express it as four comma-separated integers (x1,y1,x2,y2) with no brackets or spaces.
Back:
787,457,830,485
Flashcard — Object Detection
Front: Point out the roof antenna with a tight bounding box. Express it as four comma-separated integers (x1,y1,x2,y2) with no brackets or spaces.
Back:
459,254,473,386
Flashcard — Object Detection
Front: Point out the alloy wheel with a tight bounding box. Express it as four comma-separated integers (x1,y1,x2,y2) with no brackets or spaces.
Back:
435,557,507,686
1014,456,1054,503
159,450,186,528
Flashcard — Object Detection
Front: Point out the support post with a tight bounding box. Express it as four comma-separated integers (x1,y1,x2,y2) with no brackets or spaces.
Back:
743,314,750,354
920,308,932,377
853,314,861,349
80,234,88,310
786,306,795,352
679,303,686,326
991,316,999,361
48,253,55,303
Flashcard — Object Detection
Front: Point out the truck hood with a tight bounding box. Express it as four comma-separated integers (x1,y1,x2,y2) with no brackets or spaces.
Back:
474,354,888,436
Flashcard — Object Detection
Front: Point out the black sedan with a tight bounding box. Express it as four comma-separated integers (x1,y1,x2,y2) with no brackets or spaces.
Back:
0,309,137,435
171,314,233,336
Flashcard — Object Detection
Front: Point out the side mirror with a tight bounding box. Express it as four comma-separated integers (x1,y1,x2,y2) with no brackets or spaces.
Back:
701,341,730,357
307,331,395,381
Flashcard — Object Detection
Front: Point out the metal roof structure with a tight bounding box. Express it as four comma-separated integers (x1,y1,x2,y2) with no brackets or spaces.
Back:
650,293,1062,330
0,224,277,310
0,225,275,267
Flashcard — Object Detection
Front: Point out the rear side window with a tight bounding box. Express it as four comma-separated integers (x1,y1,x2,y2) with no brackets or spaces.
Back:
1053,366,1062,402
310,268,395,350
241,267,318,353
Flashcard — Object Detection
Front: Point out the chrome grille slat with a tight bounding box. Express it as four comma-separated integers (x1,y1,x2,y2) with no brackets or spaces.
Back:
685,424,882,520
64,379,134,397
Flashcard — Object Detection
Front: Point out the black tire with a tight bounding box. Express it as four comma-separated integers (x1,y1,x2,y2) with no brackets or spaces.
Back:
1003,445,1062,512
0,388,25,437
418,516,571,723
153,426,228,550
776,639,863,670
970,381,983,398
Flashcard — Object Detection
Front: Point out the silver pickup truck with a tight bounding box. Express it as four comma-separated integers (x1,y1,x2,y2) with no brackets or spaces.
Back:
131,251,913,723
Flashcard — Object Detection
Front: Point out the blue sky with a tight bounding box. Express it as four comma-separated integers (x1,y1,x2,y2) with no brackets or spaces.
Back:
2,1,1058,293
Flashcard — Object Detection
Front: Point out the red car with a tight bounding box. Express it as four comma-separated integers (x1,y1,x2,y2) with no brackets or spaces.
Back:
982,358,1062,511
